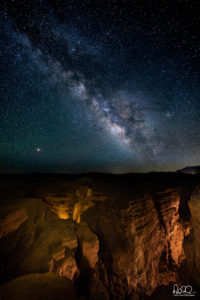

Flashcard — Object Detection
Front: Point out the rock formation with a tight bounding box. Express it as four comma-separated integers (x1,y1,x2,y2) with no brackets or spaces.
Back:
0,173,199,299
0,273,77,300
184,185,200,286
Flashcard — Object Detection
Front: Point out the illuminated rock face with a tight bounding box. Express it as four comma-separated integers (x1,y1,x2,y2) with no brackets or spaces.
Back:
0,174,198,299
0,196,99,287
43,186,94,222
0,199,79,282
186,186,200,286
0,208,28,238
83,189,188,297
77,221,99,269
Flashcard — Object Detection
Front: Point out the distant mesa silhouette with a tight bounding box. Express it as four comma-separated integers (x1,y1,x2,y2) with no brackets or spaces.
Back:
176,166,200,174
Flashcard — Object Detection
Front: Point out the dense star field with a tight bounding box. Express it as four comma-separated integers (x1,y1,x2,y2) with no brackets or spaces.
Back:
0,0,199,173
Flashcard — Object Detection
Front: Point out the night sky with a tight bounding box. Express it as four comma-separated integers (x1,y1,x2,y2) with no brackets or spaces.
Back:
0,0,200,173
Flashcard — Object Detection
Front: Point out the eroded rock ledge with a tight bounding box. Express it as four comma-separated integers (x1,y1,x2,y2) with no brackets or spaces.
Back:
0,173,199,299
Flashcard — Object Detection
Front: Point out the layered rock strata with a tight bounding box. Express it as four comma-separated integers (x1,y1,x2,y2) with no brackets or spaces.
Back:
184,185,200,286
0,174,199,299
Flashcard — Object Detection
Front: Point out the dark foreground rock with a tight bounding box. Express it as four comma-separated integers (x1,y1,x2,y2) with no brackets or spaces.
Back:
0,173,199,299
0,272,77,300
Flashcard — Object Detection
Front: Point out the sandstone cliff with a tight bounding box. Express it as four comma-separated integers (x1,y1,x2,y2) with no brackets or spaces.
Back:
0,173,199,299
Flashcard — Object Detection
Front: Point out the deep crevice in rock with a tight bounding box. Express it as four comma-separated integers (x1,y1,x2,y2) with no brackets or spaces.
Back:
0,174,200,299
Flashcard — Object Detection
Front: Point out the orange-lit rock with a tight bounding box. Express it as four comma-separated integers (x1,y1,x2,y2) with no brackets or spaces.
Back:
0,198,78,282
0,173,199,299
153,190,186,267
187,186,200,285
77,221,99,269
0,208,28,238
83,189,188,296
50,247,79,281
42,186,94,223
72,187,94,223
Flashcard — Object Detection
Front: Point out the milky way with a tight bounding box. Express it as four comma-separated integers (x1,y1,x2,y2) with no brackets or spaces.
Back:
0,1,200,173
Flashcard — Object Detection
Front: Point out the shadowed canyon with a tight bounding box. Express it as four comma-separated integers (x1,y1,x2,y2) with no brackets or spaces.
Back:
0,173,200,299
